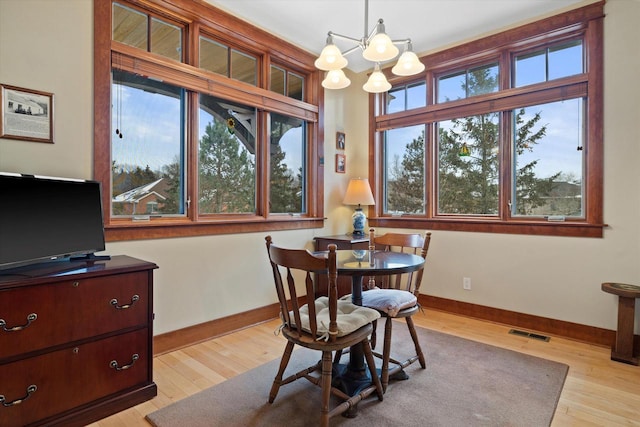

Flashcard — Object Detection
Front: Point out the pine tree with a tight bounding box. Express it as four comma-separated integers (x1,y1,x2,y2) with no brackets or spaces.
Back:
198,120,255,213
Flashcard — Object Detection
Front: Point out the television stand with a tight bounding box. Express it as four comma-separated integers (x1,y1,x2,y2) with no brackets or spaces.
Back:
0,255,158,427
70,253,111,262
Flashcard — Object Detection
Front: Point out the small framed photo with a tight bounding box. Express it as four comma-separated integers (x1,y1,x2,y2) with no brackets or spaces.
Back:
336,153,346,173
336,131,345,150
1,84,54,143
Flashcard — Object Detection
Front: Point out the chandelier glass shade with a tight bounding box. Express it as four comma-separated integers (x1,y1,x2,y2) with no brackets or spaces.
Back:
322,69,351,89
315,0,424,93
362,63,391,93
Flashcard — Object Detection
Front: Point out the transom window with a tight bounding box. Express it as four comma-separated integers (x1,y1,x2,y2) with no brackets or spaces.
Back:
372,2,604,237
112,3,183,62
199,35,258,86
437,63,499,103
387,82,426,114
270,65,305,101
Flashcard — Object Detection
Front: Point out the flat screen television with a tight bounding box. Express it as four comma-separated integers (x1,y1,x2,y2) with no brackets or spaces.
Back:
0,172,107,271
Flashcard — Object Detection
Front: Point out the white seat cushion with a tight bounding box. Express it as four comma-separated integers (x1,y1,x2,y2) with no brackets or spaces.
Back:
294,296,380,338
342,289,417,317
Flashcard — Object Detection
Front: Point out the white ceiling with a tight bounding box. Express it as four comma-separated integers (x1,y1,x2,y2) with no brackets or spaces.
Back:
206,0,586,73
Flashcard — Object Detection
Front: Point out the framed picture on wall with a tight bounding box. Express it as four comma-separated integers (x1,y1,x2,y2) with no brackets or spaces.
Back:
336,154,346,173
0,84,54,143
336,131,345,150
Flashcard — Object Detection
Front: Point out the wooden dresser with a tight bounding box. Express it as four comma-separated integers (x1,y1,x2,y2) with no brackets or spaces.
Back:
0,256,157,427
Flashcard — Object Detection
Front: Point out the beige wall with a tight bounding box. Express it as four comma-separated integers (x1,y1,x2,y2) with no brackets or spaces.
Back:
1,0,638,336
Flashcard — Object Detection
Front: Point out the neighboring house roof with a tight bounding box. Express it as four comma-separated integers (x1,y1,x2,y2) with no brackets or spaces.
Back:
112,178,168,203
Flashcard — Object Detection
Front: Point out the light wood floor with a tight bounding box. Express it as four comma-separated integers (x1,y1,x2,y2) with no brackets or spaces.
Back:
88,309,640,426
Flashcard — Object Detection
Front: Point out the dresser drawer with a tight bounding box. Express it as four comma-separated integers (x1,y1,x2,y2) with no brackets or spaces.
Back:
0,272,149,360
0,328,150,427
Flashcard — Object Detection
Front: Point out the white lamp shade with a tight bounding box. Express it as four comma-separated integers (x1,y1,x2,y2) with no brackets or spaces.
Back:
343,178,375,206
391,50,425,76
363,32,399,62
322,69,351,89
314,43,348,70
363,68,391,93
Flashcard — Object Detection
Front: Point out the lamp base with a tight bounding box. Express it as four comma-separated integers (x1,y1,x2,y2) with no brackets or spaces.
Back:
352,207,366,237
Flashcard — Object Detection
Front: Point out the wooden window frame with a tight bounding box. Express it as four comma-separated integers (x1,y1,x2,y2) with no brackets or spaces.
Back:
369,1,605,238
94,0,325,242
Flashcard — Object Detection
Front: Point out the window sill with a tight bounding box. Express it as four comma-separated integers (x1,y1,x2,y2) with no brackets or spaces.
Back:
104,217,325,241
369,217,605,238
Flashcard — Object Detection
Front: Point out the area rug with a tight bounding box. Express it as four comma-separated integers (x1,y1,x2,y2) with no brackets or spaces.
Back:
146,324,568,427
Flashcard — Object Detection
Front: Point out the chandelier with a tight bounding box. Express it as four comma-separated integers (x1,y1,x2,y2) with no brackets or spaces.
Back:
314,0,425,93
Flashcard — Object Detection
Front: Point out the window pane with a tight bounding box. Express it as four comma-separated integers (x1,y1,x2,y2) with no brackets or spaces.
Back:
288,72,304,101
515,40,583,87
387,87,406,114
200,37,228,76
231,49,257,85
198,95,256,214
467,63,499,96
111,69,185,217
437,71,465,103
270,65,285,95
514,50,546,87
388,82,427,114
112,3,147,50
513,98,584,217
406,82,427,110
384,125,425,214
437,113,500,215
151,18,182,62
548,41,583,80
270,113,305,214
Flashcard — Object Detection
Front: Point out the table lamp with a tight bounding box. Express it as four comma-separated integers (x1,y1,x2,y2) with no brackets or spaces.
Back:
343,178,375,236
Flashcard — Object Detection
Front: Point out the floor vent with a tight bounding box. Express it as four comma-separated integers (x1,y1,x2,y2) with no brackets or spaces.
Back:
508,329,550,342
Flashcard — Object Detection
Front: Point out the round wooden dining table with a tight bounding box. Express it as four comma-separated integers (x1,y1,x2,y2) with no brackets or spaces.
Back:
329,249,425,404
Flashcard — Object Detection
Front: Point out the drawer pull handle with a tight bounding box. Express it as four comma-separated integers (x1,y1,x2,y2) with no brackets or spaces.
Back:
0,313,37,332
110,353,139,371
0,385,37,407
110,294,140,310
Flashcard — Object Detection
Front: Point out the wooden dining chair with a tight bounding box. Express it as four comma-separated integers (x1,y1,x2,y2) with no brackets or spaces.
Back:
363,229,432,391
264,236,383,427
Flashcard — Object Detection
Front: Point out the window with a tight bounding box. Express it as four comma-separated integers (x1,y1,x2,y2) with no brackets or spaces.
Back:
112,3,183,62
437,112,500,216
270,65,305,101
512,98,584,218
384,125,425,214
269,113,305,213
387,82,426,114
111,70,186,217
371,2,604,237
95,0,323,241
199,35,258,85
514,41,583,87
198,95,257,215
437,63,499,103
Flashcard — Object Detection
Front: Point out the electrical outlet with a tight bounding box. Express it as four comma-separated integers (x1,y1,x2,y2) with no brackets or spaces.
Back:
463,277,471,290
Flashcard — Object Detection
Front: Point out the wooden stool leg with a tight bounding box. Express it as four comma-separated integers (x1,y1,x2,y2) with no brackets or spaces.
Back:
611,296,639,366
